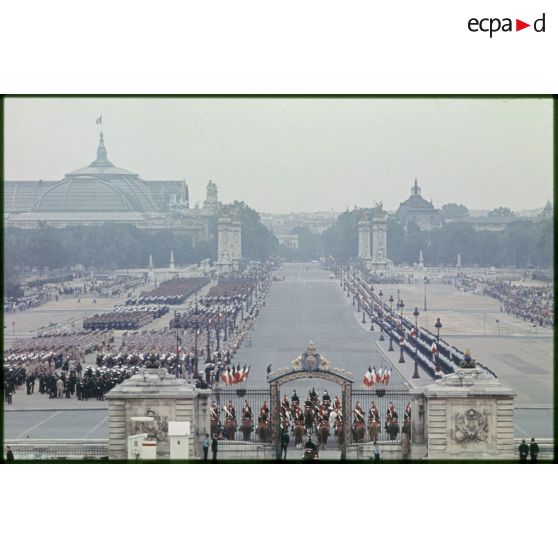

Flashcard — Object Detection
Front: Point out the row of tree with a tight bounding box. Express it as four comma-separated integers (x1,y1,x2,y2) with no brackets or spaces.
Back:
286,208,552,269
3,203,552,291
4,201,278,285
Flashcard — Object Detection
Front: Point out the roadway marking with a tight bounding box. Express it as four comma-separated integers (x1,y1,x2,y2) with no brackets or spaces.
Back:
83,415,108,439
16,411,62,439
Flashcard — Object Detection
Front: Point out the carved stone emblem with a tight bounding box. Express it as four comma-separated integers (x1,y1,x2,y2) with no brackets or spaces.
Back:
455,408,488,443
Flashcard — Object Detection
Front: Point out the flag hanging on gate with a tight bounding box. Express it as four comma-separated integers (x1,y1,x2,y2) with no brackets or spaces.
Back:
363,366,373,387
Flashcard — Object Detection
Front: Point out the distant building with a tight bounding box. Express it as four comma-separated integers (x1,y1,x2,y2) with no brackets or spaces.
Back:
276,234,299,250
396,178,443,231
261,211,340,236
4,131,220,244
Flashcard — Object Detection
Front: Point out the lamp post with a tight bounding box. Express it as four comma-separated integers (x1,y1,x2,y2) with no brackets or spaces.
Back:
412,307,420,379
423,276,428,311
12,321,15,336
398,337,405,363
397,299,405,317
378,289,384,341
389,294,394,313
435,317,442,340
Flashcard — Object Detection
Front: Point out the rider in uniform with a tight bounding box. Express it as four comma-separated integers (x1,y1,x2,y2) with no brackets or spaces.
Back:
353,401,365,425
226,400,236,420
242,400,253,420
386,401,399,440
333,395,341,410
293,405,304,424
368,402,380,421
210,401,220,420
282,394,290,410
291,390,300,405
259,400,269,423
322,390,331,407
309,387,318,402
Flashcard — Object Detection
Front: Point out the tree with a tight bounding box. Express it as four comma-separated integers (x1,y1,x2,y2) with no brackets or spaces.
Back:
488,207,515,218
291,226,321,261
222,201,279,261
441,203,469,220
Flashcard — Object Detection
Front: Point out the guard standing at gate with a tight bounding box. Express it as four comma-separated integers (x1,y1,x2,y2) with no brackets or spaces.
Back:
280,428,290,461
518,439,529,462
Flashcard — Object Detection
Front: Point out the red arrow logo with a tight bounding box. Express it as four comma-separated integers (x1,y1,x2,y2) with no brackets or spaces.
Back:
516,19,530,31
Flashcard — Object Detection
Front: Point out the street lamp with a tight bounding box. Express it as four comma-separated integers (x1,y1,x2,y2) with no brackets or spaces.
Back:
412,307,420,379
12,321,15,336
389,294,394,312
398,299,405,317
435,317,442,340
423,276,428,312
398,336,405,363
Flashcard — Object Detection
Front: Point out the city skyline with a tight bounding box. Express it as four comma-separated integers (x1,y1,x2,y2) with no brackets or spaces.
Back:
4,97,553,213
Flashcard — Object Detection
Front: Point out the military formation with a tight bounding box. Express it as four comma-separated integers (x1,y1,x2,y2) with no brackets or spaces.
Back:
205,388,411,447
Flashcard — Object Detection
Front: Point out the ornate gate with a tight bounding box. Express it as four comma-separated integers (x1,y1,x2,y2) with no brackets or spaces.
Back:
268,341,353,460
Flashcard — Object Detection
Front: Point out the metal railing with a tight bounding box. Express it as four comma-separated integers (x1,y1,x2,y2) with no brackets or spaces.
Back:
4,439,108,460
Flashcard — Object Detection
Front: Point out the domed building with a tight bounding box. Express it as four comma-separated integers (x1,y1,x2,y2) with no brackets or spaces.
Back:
4,131,222,245
395,178,443,231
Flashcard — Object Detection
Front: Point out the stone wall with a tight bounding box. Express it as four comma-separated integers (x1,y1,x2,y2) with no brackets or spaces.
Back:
423,367,516,460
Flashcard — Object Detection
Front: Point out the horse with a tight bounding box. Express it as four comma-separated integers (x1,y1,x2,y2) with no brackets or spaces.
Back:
304,407,315,434
317,422,330,450
367,419,381,442
210,414,220,438
386,418,400,441
293,423,305,449
329,409,343,449
257,420,271,443
352,421,367,443
239,417,253,442
223,418,237,440
402,418,411,437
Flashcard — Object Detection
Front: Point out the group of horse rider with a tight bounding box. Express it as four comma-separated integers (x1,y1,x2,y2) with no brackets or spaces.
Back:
207,388,411,445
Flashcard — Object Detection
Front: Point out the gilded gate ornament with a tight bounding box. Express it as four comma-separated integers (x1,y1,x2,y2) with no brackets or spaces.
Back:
455,408,488,443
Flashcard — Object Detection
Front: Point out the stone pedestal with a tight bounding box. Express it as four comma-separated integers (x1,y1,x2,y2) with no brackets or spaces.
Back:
106,368,211,460
358,218,371,260
423,367,516,460
369,214,393,271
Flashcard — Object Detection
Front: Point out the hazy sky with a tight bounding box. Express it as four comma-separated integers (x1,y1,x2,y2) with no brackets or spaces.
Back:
4,97,553,213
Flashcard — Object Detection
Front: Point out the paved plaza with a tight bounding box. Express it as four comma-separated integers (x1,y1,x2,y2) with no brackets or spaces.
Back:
4,263,554,441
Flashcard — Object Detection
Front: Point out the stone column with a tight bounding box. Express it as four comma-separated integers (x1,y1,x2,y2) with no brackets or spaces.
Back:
217,216,233,273
372,214,388,262
358,218,371,260
232,220,242,270
423,366,516,460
